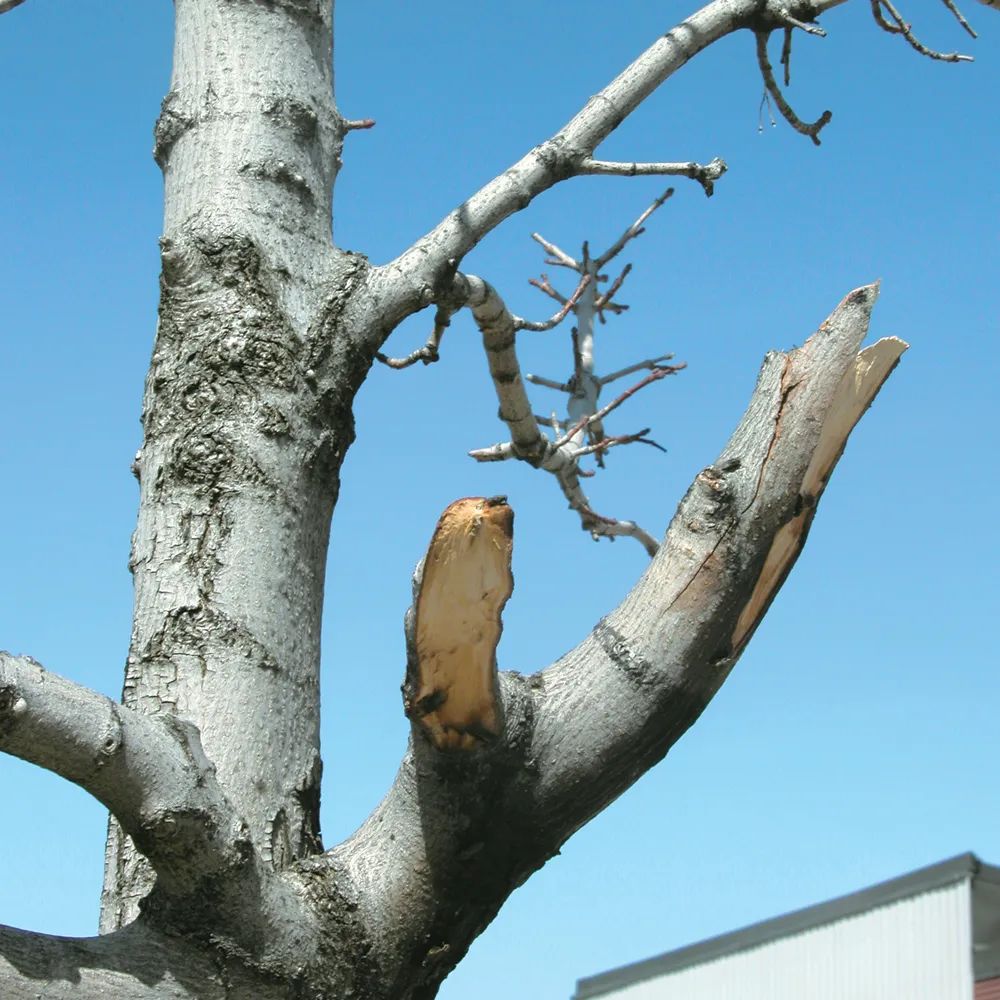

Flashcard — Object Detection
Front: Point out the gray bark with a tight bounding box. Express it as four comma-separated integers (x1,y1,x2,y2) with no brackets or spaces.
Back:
0,0,972,997
100,0,366,930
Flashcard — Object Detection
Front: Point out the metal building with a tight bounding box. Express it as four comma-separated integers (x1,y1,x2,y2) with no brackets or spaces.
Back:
573,854,1000,1000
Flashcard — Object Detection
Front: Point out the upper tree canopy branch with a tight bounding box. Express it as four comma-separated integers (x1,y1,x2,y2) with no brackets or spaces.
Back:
364,0,854,340
0,0,27,14
0,652,248,896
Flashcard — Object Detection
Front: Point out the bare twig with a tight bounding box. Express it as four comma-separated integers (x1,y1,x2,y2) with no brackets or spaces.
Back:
871,0,974,60
533,412,566,434
600,354,676,386
596,188,674,269
578,158,727,198
526,373,571,392
530,233,579,271
575,506,661,557
515,274,592,332
870,0,902,31
468,441,516,462
755,31,833,145
556,364,686,448
942,0,978,37
777,7,827,35
376,304,455,368
781,27,794,86
528,274,569,306
759,90,778,132
595,264,632,314
573,428,667,459
343,118,376,131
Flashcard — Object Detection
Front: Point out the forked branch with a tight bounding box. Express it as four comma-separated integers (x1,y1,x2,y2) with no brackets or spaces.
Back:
334,285,908,998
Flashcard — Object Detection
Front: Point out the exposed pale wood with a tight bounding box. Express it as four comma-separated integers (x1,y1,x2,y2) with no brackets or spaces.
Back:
404,497,514,750
731,335,908,651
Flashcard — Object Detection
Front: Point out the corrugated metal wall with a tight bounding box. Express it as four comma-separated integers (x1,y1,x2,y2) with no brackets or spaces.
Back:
606,882,973,1000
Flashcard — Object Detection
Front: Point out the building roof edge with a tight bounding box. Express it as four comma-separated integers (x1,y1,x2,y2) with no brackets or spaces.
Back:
573,853,983,999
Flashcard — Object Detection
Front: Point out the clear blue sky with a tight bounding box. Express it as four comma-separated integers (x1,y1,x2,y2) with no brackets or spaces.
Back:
1,3,997,998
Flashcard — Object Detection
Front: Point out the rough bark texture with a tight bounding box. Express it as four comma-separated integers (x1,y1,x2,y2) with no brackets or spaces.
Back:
100,0,369,930
2,0,966,996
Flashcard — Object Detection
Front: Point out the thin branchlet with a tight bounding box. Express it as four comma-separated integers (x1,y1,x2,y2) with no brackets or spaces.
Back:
870,0,975,60
755,30,833,145
514,274,592,332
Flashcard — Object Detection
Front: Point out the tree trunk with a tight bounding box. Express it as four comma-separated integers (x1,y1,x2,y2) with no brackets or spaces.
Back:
100,0,369,929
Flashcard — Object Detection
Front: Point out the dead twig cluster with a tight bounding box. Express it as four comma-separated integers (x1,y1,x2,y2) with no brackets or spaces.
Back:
754,0,983,147
463,189,685,555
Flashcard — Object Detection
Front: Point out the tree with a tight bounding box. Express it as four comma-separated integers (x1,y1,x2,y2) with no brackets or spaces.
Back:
1,1,997,998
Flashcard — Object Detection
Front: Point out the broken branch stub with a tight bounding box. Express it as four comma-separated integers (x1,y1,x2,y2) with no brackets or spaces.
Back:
730,331,908,653
403,496,514,751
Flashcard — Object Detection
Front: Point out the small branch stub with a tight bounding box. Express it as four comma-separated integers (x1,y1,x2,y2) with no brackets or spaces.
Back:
403,497,514,751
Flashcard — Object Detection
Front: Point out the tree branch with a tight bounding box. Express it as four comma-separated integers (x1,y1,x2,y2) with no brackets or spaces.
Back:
941,0,978,37
579,158,727,197
870,0,974,60
334,286,905,996
376,303,455,368
595,188,674,269
0,916,325,999
364,0,852,338
530,233,579,271
0,653,248,896
756,30,833,144
600,353,676,385
527,284,906,836
514,274,592,331
455,273,663,552
0,0,27,13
